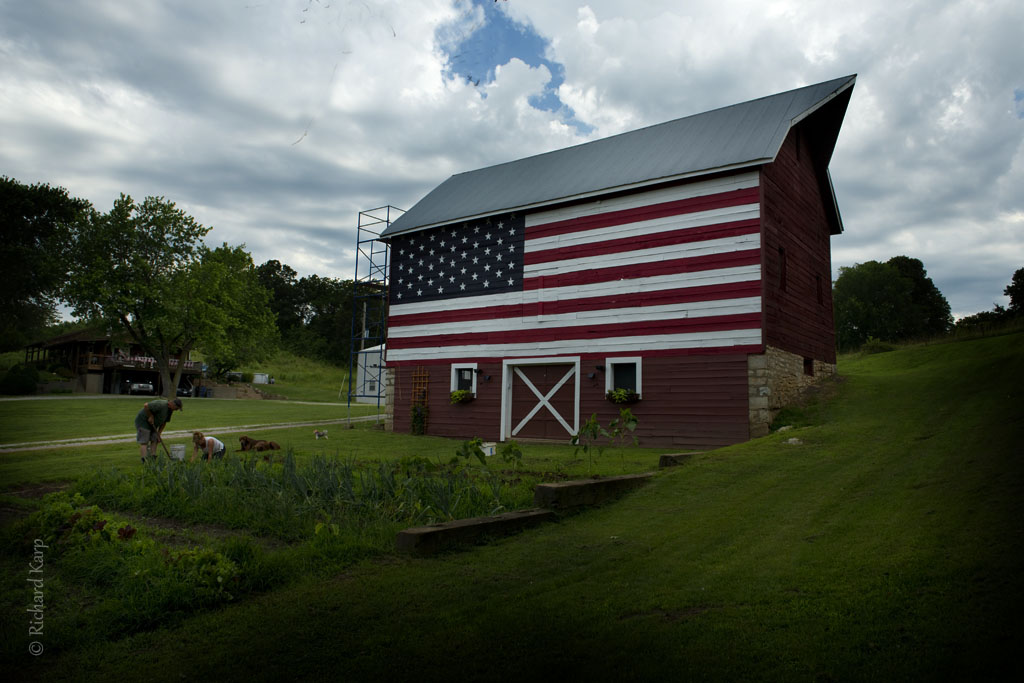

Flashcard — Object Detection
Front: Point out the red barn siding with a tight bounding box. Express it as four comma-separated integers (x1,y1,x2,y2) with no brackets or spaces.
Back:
390,354,749,448
760,127,837,363
391,362,504,440
580,354,750,448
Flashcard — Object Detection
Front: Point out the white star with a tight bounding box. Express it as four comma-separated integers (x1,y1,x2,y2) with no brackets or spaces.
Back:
484,264,491,272
437,286,444,294
428,263,434,271
429,248,435,256
407,282,413,289
472,273,478,281
460,267,467,275
460,283,466,291
418,258,424,266
417,288,423,296
495,253,502,262
474,226,480,234
419,244,424,251
473,241,480,249
449,259,456,267
397,292,402,299
497,237,503,245
449,276,455,283
484,232,491,240
462,236,468,244
508,244,515,252
417,275,423,281
472,257,479,264
440,240,446,247
496,270,503,278
461,251,467,259
429,233,436,241
507,278,514,286
483,280,490,288
509,227,515,236
484,247,491,255
428,278,434,286
497,221,504,230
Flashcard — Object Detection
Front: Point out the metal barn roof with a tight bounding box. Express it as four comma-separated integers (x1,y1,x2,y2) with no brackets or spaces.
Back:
382,74,856,238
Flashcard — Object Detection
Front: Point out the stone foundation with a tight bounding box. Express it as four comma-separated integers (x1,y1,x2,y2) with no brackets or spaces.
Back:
748,346,835,437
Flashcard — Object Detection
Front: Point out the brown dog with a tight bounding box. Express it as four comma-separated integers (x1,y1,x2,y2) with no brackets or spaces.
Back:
239,435,281,452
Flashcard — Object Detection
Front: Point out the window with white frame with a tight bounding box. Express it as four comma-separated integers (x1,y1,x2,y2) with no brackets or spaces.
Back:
450,363,478,395
605,357,642,396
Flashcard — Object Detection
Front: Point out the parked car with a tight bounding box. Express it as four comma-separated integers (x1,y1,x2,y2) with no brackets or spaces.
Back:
129,381,154,395
176,383,193,397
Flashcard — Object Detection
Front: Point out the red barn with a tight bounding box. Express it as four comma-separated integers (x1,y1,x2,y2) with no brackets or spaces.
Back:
380,75,855,447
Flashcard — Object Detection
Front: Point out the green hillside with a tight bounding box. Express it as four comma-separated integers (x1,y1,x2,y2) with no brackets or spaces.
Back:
15,332,1024,681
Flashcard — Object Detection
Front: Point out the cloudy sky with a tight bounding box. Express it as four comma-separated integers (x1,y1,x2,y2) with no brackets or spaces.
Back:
2,0,1021,318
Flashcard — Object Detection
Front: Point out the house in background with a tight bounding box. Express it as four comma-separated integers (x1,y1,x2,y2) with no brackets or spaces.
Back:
379,75,856,447
24,329,202,395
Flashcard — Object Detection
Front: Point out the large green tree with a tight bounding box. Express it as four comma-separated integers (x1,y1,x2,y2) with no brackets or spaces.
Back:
886,256,953,337
64,194,277,396
0,176,92,350
833,256,952,350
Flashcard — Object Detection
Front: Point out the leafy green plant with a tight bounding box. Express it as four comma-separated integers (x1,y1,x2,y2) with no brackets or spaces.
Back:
571,409,640,473
571,413,609,474
410,403,428,435
605,388,640,404
454,437,487,466
498,440,523,473
449,389,474,404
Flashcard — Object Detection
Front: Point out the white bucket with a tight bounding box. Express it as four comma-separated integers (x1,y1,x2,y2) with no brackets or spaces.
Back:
169,444,186,461
481,442,496,457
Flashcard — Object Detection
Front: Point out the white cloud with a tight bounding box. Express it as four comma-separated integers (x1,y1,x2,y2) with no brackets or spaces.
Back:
1,0,1021,318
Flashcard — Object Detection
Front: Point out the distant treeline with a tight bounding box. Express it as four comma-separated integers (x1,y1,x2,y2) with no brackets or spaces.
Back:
255,260,385,368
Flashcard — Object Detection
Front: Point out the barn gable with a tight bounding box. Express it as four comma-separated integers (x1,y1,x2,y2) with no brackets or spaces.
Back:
382,76,856,447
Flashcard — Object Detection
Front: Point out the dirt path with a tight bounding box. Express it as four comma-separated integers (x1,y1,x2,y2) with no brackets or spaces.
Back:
0,415,383,453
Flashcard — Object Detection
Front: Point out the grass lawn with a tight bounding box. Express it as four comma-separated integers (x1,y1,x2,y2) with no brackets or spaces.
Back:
0,396,379,446
4,332,1023,681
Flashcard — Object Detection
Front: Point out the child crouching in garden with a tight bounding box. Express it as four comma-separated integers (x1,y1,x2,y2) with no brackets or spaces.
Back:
191,431,226,462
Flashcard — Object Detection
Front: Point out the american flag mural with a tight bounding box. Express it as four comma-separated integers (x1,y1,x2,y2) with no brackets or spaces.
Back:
386,172,764,364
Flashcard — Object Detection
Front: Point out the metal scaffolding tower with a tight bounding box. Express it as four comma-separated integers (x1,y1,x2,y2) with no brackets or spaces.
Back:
347,205,402,421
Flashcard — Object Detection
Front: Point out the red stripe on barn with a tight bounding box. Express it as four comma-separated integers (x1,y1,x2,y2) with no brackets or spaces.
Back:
388,280,762,328
523,249,761,291
526,186,760,240
386,312,762,350
524,218,760,266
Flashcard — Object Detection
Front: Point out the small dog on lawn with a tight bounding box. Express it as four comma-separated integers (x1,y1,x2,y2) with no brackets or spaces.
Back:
314,429,328,440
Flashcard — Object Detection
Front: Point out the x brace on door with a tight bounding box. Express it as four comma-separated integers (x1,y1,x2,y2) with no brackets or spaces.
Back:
511,365,577,437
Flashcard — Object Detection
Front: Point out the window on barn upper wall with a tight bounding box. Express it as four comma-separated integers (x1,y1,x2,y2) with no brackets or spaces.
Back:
778,246,788,292
605,357,642,396
451,363,477,395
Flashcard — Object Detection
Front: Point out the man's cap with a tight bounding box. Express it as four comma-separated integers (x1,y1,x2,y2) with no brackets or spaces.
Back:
172,398,183,409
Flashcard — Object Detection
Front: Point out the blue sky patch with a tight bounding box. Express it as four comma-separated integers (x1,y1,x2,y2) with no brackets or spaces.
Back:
438,0,591,133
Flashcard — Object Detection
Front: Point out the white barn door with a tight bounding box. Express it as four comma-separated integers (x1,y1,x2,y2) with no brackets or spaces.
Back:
500,357,580,441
